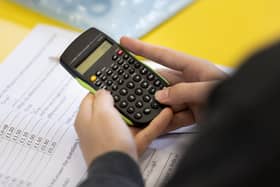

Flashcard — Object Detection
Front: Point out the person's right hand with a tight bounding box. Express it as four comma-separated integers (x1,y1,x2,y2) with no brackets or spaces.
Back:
120,37,228,131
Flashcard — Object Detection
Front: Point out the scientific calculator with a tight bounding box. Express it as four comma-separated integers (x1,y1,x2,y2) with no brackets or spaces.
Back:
60,28,168,127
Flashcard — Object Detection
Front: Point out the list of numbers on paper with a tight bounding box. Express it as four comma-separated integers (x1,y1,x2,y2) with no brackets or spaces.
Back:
0,31,87,187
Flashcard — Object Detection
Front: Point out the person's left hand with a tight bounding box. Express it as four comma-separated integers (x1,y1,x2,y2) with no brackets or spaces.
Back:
75,90,173,166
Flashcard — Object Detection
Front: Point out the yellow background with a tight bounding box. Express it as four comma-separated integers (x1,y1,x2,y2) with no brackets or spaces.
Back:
0,0,280,67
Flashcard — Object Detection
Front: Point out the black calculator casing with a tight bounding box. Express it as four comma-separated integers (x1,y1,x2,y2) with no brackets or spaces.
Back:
60,28,168,127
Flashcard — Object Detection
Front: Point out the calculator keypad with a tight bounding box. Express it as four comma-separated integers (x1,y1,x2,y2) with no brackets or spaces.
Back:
88,49,167,126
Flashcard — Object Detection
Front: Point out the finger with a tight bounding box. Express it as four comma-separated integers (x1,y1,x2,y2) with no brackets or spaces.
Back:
92,90,120,124
129,102,187,134
80,93,95,113
75,93,95,131
93,90,128,129
191,105,204,123
170,103,189,113
164,110,195,133
129,127,140,137
92,89,115,115
120,36,209,71
156,69,185,85
135,108,173,155
155,81,216,105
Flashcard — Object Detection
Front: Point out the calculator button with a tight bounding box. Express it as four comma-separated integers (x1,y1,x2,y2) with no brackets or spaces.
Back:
133,74,141,82
128,68,135,74
120,88,128,96
101,76,107,81
128,58,135,64
112,84,118,91
127,95,136,102
112,74,119,80
141,81,149,89
95,80,102,87
123,63,129,70
112,64,118,70
127,106,135,114
143,108,152,115
147,73,155,81
143,95,151,102
148,87,156,94
117,49,124,56
116,57,121,62
118,79,124,85
140,67,148,75
106,80,113,86
134,112,142,119
101,85,107,90
117,59,124,65
135,101,143,108
118,69,124,75
151,102,159,109
90,75,97,82
96,71,102,77
120,101,128,108
159,84,165,89
113,95,120,102
106,69,113,76
112,55,118,61
154,79,161,87
135,88,143,96
123,54,129,60
134,62,141,69
127,82,135,89
123,73,130,79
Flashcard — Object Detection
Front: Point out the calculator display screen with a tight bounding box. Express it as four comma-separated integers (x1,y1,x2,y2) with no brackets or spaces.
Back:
76,40,112,74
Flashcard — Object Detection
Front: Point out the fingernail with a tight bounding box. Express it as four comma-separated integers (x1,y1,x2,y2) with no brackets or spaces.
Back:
155,88,169,101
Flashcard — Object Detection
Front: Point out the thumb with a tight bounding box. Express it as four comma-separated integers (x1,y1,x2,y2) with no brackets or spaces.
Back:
136,108,173,155
93,90,129,131
75,93,95,132
92,89,115,115
155,82,214,105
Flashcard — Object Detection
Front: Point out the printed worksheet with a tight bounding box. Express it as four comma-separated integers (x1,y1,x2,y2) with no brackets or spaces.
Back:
0,25,195,187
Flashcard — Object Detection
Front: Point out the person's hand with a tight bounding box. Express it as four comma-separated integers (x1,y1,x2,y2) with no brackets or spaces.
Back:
75,90,173,166
120,37,228,131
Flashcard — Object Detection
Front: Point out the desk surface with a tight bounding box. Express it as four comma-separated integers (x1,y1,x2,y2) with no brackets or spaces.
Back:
1,0,280,67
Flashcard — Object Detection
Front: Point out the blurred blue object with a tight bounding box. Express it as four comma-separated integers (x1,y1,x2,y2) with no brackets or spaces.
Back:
12,0,193,39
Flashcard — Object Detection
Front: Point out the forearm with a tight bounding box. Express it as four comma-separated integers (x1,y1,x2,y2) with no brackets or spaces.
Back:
79,152,144,187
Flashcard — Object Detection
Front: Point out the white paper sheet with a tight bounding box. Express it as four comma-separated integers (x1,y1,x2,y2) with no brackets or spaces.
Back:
140,134,195,187
0,25,196,187
0,26,88,187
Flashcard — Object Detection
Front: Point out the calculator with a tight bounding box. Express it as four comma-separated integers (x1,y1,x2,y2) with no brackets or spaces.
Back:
60,28,168,127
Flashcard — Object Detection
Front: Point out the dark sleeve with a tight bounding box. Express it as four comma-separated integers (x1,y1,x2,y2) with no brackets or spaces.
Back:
79,152,144,187
166,42,280,187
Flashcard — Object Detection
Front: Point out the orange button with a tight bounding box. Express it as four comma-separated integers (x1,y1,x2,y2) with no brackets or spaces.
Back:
90,75,97,82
